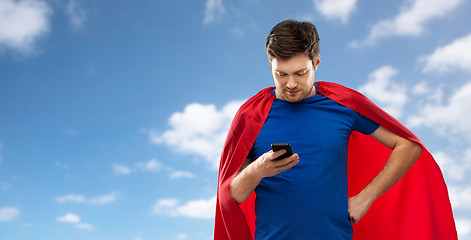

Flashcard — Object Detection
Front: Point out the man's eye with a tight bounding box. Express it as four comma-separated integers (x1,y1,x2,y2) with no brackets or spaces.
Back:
278,73,287,77
296,70,308,76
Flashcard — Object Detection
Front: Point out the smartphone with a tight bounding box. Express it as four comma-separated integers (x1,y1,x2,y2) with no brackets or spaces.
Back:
271,143,293,160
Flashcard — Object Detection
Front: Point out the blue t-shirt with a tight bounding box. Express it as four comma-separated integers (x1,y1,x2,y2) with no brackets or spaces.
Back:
248,85,379,240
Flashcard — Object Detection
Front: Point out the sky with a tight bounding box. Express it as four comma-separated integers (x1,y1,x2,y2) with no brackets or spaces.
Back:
1,0,471,239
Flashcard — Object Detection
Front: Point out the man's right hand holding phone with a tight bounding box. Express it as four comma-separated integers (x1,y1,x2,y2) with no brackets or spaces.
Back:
252,149,299,178
231,147,299,204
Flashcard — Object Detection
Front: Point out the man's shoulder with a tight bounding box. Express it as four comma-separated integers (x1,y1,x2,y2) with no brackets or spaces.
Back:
231,87,275,123
316,81,359,94
239,86,275,108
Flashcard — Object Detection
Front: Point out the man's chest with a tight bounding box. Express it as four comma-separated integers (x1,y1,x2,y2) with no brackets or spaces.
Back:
251,102,356,160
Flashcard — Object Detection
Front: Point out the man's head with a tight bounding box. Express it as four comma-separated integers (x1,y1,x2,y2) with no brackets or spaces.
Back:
265,20,320,64
266,20,321,102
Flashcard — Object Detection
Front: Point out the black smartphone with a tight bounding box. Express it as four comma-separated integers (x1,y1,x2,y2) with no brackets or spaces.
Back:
271,143,293,160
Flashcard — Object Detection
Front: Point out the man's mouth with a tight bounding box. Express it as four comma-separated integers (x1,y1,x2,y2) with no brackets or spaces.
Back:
286,89,300,95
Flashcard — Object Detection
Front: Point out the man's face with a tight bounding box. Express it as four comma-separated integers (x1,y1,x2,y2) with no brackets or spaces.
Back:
271,54,320,103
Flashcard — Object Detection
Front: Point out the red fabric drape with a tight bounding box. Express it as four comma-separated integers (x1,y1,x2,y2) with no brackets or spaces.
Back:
214,81,457,240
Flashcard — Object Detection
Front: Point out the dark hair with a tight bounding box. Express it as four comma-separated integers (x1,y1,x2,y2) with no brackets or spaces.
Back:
265,19,320,63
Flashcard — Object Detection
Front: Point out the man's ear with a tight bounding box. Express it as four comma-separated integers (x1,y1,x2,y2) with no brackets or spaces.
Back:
313,55,321,70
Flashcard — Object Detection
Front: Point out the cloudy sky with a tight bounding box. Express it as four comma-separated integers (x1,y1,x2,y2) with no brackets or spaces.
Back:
1,0,471,239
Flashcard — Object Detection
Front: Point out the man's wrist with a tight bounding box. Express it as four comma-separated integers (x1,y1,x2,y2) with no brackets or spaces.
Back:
245,161,265,182
358,187,378,205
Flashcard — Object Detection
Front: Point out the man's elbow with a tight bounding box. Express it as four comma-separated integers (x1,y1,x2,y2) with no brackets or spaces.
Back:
406,140,423,160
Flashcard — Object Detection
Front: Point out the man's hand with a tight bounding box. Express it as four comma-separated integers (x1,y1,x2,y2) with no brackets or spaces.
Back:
231,149,299,204
348,193,373,224
253,149,299,178
347,126,423,224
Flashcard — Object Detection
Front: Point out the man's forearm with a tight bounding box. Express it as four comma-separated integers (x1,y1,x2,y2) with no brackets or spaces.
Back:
359,140,423,201
231,163,263,204
348,138,423,223
231,150,299,204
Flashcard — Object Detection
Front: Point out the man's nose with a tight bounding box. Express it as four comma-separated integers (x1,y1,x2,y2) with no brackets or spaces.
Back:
287,76,297,89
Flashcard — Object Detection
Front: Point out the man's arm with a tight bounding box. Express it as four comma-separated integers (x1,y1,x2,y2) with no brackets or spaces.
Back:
348,126,423,224
231,150,299,204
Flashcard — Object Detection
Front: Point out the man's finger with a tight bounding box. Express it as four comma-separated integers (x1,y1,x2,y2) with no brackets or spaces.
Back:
274,154,299,168
271,149,287,160
349,215,359,224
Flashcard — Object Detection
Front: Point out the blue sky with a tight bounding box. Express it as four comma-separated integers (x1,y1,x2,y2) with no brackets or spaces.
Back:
1,0,471,239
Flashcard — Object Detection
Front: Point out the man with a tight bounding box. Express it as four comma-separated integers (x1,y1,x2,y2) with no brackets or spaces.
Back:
214,20,456,240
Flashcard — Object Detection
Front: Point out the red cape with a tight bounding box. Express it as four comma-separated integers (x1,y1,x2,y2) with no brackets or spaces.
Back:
214,81,457,240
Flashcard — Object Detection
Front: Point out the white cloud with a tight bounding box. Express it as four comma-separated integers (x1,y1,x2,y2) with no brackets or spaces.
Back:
87,193,116,205
456,218,471,239
408,82,471,141
411,80,445,105
55,192,116,205
150,100,243,169
412,81,431,95
350,0,463,47
57,213,94,230
76,223,93,230
57,213,80,223
421,33,471,73
136,158,162,172
0,207,19,221
295,14,314,23
0,0,52,53
154,198,178,209
152,195,216,219
169,171,195,180
55,194,85,203
203,0,225,24
231,27,245,39
113,164,131,175
358,66,407,118
114,159,166,175
433,151,471,181
449,186,471,210
66,0,86,28
313,0,356,23
176,233,188,239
